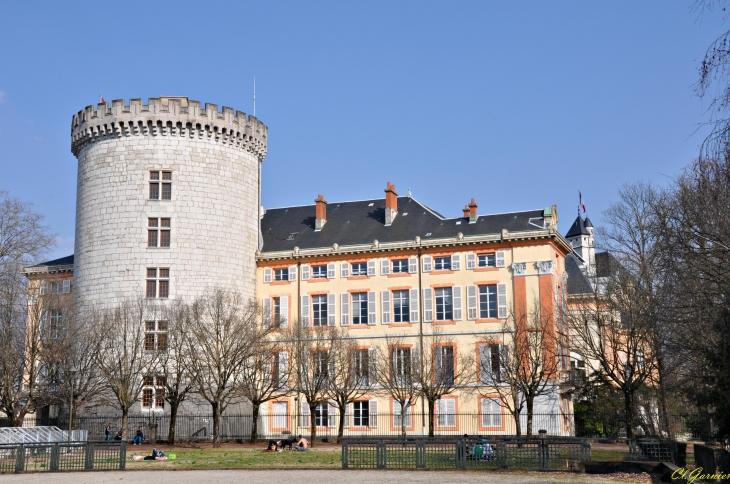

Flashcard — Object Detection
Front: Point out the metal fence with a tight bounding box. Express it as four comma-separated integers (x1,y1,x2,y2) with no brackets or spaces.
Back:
0,441,126,473
341,437,591,471
4,411,709,442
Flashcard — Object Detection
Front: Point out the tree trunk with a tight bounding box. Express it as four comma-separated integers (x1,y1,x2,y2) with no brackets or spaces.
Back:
10,411,24,427
212,402,221,448
337,403,345,444
655,352,671,437
121,409,129,441
526,397,534,437
168,400,179,445
309,404,317,447
250,403,260,444
427,399,435,437
402,402,408,439
513,410,522,437
624,390,635,439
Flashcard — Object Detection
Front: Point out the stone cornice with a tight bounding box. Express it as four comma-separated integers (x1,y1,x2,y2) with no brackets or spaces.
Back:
20,264,74,276
257,228,573,262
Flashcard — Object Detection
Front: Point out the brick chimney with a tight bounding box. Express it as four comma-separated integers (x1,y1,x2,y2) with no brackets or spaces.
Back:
384,182,398,226
462,205,470,218
468,198,478,224
315,194,327,231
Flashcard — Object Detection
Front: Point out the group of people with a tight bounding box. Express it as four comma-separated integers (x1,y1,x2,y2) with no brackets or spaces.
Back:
462,434,495,461
265,435,310,452
104,423,144,445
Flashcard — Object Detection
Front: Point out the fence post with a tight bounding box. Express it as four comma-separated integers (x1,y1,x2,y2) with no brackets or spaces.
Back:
538,440,546,471
15,444,25,473
456,441,466,470
85,442,94,470
376,442,386,469
581,440,591,461
416,441,426,469
628,439,637,461
341,442,348,469
50,443,60,471
120,441,127,470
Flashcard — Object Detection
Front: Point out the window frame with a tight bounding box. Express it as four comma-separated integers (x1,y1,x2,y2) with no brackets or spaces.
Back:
478,253,496,268
478,284,498,319
434,256,452,271
312,294,328,327
351,262,367,276
353,401,370,427
312,265,328,279
352,292,368,325
392,259,408,274
392,290,410,323
435,287,453,321
273,268,289,282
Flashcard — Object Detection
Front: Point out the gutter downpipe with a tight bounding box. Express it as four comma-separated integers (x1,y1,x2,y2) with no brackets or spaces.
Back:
417,247,425,434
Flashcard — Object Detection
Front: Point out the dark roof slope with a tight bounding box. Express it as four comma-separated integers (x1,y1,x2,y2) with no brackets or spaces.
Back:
261,197,546,253
565,216,590,238
565,254,593,295
27,255,74,268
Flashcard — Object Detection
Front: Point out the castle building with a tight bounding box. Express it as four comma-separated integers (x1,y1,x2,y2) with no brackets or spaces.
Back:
22,96,580,434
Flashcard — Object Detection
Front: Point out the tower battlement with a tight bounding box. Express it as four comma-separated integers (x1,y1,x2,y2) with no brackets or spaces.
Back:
71,97,267,159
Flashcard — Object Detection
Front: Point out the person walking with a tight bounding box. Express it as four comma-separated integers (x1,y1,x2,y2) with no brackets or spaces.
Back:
105,423,112,441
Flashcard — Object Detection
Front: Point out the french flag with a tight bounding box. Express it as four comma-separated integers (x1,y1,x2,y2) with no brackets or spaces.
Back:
579,191,586,213
99,93,105,104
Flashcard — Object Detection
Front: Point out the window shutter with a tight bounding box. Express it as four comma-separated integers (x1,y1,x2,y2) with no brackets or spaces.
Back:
423,288,433,322
262,298,271,329
367,291,376,325
344,403,351,429
467,285,477,320
497,283,508,319
279,352,289,389
466,253,476,270
452,286,463,320
262,353,272,385
340,293,350,326
368,348,378,385
289,265,298,281
369,400,378,428
300,295,310,327
299,400,310,428
381,290,390,324
381,260,390,276
499,344,510,382
451,254,461,271
40,281,47,295
264,268,272,284
328,402,337,428
481,398,490,427
479,344,491,384
495,250,506,268
62,280,71,294
409,289,419,323
410,346,420,378
327,293,336,326
422,255,432,273
408,257,418,273
367,260,376,276
280,296,289,328
301,265,310,281
340,262,349,278
327,262,336,279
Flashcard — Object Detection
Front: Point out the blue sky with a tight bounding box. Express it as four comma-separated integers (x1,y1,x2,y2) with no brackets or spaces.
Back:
0,1,724,259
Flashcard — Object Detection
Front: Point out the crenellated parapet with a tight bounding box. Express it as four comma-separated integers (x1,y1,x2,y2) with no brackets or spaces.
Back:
70,97,268,160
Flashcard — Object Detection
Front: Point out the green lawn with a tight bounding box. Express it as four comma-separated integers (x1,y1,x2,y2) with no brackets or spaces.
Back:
127,448,342,470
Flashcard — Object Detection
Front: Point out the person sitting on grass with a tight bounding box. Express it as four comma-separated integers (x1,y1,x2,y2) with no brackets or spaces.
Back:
114,429,122,441
131,448,167,461
265,440,282,452
132,428,144,445
293,435,309,451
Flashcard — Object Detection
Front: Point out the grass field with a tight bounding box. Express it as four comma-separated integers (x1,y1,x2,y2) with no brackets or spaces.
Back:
126,447,664,471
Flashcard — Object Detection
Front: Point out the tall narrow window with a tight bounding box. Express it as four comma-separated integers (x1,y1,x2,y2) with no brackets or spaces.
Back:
393,290,410,323
352,293,368,325
351,349,369,386
392,347,411,386
435,288,453,321
147,218,171,247
436,346,455,385
146,268,170,298
149,171,159,199
312,295,328,327
478,285,497,319
149,171,172,200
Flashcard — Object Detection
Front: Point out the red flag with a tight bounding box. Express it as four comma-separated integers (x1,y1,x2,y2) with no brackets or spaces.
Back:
99,93,105,104
579,191,586,213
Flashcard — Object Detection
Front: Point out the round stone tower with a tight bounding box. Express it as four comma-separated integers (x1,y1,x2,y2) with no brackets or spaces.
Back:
70,97,267,306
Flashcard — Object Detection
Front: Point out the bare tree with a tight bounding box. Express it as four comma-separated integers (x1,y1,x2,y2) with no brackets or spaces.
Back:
239,333,288,444
416,331,476,437
91,298,160,440
186,288,263,448
0,190,55,276
480,299,559,437
371,333,420,439
291,323,337,447
157,301,194,445
324,327,373,443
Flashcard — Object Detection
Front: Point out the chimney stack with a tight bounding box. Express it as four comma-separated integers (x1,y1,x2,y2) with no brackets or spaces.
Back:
468,198,478,224
384,182,398,226
315,194,327,231
462,205,470,218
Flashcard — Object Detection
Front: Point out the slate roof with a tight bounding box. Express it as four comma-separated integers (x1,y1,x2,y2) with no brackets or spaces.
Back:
27,255,75,268
565,254,592,295
261,196,547,253
565,215,590,238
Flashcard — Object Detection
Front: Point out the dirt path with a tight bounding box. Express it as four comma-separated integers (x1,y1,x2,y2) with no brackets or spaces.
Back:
1,469,651,483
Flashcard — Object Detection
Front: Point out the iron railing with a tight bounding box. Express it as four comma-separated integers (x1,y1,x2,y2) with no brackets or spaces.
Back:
0,441,126,473
341,437,591,471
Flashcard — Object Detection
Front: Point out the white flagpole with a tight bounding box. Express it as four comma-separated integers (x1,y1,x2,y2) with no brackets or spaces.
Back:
253,76,256,117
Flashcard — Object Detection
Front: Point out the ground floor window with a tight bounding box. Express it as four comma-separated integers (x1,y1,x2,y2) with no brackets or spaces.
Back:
353,401,369,427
